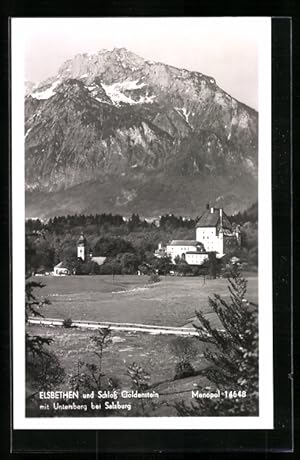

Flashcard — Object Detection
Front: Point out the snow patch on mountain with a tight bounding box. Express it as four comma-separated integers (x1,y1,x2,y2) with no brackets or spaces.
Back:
102,83,136,105
115,80,146,90
87,85,95,91
175,107,191,125
95,97,110,105
138,94,156,104
102,80,153,106
32,79,61,100
25,127,32,138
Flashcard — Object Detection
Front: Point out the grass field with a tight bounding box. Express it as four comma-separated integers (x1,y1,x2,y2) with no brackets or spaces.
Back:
26,324,212,416
27,325,209,385
35,273,258,328
27,273,258,416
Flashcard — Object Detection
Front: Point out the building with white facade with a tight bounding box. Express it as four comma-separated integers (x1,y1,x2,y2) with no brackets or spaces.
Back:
166,240,207,264
77,232,87,261
185,251,209,266
196,205,241,257
154,204,241,266
77,234,107,266
53,262,71,276
154,242,167,258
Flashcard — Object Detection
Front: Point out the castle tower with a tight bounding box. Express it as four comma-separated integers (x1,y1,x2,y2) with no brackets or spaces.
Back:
235,224,242,247
77,232,87,261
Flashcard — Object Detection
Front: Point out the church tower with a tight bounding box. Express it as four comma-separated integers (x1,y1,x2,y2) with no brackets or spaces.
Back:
77,232,87,261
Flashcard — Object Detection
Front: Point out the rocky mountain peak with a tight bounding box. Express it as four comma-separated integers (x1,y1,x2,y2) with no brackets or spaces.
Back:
109,47,145,65
25,48,258,218
55,47,145,86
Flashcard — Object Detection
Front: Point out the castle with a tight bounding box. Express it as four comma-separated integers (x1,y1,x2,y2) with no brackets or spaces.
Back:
53,204,240,275
155,205,241,266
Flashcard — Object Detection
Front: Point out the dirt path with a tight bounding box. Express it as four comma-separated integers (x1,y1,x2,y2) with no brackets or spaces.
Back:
27,316,201,336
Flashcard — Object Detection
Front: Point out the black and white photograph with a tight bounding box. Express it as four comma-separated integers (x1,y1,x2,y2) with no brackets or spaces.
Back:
12,17,273,429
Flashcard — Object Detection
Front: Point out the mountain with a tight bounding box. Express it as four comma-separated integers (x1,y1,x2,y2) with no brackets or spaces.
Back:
25,47,258,218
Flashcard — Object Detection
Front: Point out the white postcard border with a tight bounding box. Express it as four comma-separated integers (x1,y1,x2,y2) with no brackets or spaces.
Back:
12,17,273,430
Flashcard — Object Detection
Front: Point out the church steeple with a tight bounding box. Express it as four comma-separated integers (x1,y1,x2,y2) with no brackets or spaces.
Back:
77,232,87,261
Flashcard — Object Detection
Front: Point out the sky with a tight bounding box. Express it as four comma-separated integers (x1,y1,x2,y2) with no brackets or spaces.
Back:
17,17,268,110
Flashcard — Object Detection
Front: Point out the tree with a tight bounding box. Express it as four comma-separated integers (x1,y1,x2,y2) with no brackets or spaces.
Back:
148,272,160,283
89,328,112,388
98,258,122,275
175,259,192,276
75,260,101,275
128,213,141,231
25,280,50,321
25,280,65,407
207,251,218,279
93,236,135,257
70,328,112,392
153,255,172,275
175,266,258,416
170,337,197,380
25,280,53,359
26,349,66,394
117,252,140,274
174,255,181,265
127,362,150,414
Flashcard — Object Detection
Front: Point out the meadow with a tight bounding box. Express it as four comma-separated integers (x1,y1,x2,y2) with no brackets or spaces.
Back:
36,273,258,328
27,273,258,416
27,325,209,386
26,324,213,416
